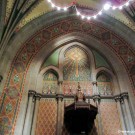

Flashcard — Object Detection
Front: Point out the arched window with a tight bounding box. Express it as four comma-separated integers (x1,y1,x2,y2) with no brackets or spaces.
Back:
97,72,113,95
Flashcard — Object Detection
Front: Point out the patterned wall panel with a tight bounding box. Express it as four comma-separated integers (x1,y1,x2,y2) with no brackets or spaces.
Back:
63,46,93,95
100,100,122,135
35,99,57,135
42,72,58,94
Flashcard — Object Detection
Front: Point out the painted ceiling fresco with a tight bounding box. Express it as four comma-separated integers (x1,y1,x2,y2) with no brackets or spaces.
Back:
1,0,135,57
5,0,135,30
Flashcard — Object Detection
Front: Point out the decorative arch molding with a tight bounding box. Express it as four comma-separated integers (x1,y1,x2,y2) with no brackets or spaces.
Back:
0,12,135,94
1,11,135,64
0,13,134,135
95,67,120,95
20,32,132,93
0,11,135,87
11,32,134,135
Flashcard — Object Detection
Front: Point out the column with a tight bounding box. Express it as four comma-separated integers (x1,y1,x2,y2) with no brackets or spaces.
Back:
56,95,63,135
31,93,42,135
23,90,36,135
115,95,127,135
121,99,130,132
121,93,135,131
56,81,63,135
93,95,103,135
92,81,98,95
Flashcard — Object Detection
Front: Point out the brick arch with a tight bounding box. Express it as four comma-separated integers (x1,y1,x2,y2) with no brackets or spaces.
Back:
0,18,135,135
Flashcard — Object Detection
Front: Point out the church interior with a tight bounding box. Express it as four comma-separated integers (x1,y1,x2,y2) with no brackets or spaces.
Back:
0,0,135,135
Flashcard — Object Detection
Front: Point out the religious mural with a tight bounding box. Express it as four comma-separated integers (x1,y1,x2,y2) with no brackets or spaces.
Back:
63,46,92,95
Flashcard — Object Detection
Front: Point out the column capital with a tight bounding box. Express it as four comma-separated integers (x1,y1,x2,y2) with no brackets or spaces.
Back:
56,94,64,101
28,90,36,97
92,81,97,85
114,95,121,102
93,95,101,102
0,75,3,82
35,93,42,100
121,92,128,100
58,81,63,85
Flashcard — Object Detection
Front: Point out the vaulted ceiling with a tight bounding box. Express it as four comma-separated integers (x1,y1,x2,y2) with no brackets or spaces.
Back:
4,0,135,29
0,0,135,57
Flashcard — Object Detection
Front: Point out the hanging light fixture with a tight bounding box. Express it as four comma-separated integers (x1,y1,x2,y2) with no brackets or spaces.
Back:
46,0,133,20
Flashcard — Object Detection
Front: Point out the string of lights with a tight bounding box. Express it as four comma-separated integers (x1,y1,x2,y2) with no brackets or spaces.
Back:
46,0,134,20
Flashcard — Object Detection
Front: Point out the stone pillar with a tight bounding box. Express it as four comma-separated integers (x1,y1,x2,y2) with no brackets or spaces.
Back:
23,90,36,135
56,94,63,135
93,95,103,135
115,95,127,135
31,93,42,135
121,93,135,131
92,81,98,95
121,99,130,132
56,81,63,135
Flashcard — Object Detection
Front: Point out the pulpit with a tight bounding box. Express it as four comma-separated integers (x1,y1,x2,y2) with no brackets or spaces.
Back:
64,83,98,135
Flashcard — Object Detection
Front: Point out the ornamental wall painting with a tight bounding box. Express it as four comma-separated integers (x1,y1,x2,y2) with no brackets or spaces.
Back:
63,46,93,95
36,99,57,135
0,18,134,135
42,72,58,94
100,101,122,135
97,74,113,95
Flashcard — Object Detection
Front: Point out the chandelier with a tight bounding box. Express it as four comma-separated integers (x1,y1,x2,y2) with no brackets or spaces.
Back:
46,0,133,20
